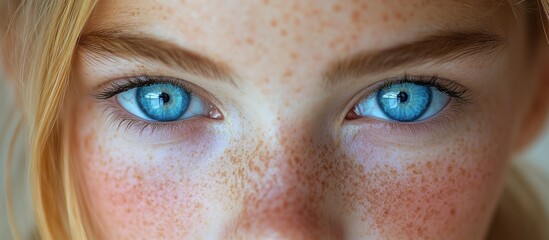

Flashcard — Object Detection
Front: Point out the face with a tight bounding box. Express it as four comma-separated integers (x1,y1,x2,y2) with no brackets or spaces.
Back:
70,0,544,239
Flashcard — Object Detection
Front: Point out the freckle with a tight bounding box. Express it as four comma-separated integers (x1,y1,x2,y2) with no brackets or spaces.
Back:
292,3,301,11
293,18,301,26
459,167,466,177
382,13,389,22
295,35,303,43
342,44,351,52
270,19,278,27
282,12,291,22
135,172,143,181
351,10,361,24
245,37,255,45
280,29,288,37
312,53,322,61
83,132,95,154
262,0,269,5
332,4,341,12
312,8,321,15
290,52,299,60
283,70,293,77
329,41,337,49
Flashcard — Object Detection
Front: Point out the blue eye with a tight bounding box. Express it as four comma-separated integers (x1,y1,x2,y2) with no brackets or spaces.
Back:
354,82,451,122
116,83,206,122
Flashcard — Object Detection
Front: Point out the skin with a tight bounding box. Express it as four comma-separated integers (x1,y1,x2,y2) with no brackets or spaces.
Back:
68,0,549,239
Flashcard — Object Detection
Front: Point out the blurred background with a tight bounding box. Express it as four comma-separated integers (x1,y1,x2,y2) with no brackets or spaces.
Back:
1,76,35,239
0,72,548,238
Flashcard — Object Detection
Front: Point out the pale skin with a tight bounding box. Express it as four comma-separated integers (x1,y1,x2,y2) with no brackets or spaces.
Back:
69,0,549,239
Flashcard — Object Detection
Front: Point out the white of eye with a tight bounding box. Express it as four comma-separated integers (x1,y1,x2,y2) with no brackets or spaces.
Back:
116,87,206,122
354,87,451,122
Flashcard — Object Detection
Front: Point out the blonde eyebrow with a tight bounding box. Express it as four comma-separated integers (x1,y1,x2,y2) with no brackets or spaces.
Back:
77,29,237,86
78,29,504,88
323,31,505,85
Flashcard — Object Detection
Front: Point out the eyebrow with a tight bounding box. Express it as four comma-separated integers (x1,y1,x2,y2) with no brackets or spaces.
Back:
77,29,237,85
78,29,504,88
324,31,505,85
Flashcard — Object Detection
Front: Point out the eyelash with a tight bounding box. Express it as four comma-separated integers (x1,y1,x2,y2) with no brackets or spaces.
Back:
93,75,218,135
93,75,198,100
373,75,471,104
345,75,473,136
93,75,472,136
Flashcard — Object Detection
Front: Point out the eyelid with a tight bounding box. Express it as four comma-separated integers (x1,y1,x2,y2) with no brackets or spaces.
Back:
341,75,472,122
91,75,225,137
92,75,226,114
99,99,218,141
346,101,471,144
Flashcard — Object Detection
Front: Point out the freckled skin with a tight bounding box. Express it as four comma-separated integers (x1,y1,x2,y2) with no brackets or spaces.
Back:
71,0,543,239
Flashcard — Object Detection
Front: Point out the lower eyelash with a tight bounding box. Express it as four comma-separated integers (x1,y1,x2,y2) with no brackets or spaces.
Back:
93,75,225,137
350,99,471,140
100,102,205,136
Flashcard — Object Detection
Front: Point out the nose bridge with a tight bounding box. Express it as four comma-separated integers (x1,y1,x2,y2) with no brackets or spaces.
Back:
259,120,323,197
225,120,344,239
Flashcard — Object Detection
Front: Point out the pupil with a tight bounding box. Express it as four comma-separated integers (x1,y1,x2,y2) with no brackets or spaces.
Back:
397,91,408,103
159,92,170,103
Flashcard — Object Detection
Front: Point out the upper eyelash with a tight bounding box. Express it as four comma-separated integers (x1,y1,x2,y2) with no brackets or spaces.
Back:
95,74,470,128
92,75,195,100
374,75,472,104
93,75,211,135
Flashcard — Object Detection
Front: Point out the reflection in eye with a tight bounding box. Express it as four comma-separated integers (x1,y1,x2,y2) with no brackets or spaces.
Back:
352,81,452,122
117,83,207,122
93,76,224,134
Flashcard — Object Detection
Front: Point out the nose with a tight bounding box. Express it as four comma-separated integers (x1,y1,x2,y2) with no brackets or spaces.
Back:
223,123,345,240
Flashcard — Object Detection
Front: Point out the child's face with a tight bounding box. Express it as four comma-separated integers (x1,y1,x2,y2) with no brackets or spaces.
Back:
71,0,545,239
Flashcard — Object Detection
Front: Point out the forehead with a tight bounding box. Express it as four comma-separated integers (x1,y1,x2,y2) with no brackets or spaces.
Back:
87,0,511,82
89,0,508,36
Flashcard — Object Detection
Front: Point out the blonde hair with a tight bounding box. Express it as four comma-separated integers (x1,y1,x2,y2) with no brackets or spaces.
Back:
0,1,548,239
1,1,97,239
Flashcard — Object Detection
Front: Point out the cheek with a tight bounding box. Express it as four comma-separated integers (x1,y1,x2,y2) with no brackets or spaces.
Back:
368,156,505,239
342,127,511,238
72,102,220,239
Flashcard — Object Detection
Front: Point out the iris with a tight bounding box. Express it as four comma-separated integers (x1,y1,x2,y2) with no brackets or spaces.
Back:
377,83,432,122
353,80,451,122
135,84,190,121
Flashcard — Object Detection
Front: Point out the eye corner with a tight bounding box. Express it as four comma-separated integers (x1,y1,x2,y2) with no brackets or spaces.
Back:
207,104,224,120
345,106,360,121
94,75,224,133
